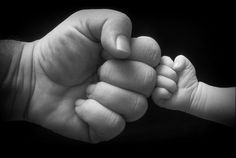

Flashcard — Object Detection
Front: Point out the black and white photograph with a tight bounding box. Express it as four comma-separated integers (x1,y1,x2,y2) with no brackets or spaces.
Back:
0,1,234,154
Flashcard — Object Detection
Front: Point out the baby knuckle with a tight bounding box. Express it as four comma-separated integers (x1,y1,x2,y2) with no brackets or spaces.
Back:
171,71,178,81
156,75,163,86
158,88,166,95
169,81,177,92
156,65,161,72
157,65,166,74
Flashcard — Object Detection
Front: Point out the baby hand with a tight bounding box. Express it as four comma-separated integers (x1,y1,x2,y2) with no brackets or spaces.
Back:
152,55,199,113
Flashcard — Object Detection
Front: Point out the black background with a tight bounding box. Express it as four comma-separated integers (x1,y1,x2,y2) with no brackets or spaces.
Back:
0,0,235,153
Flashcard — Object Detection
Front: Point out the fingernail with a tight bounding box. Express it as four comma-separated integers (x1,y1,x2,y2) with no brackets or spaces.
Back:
86,84,96,96
116,35,131,57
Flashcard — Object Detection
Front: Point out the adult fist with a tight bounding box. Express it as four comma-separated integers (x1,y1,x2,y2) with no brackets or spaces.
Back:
26,9,160,143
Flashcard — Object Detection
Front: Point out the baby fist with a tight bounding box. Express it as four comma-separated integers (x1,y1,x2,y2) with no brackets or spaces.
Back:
152,55,199,113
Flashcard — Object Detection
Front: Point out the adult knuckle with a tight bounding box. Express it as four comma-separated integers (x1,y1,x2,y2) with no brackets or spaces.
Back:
133,95,148,118
144,67,156,85
117,12,132,27
127,95,147,122
147,39,161,66
108,114,125,133
143,68,156,95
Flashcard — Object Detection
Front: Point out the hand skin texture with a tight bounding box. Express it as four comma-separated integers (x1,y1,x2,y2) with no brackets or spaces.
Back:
152,55,235,127
0,9,161,143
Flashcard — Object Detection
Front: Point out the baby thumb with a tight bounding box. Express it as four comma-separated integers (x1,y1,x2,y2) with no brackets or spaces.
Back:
173,55,190,72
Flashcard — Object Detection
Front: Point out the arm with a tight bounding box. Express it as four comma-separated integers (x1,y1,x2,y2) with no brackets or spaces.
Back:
190,82,235,127
153,55,235,128
0,40,35,121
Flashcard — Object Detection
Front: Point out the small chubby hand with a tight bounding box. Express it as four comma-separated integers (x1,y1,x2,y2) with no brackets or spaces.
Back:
152,55,199,112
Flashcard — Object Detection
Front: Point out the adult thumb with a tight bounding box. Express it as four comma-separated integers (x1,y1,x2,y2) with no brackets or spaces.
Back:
69,9,132,58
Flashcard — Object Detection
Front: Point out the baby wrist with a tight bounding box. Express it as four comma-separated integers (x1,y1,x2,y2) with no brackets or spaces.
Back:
189,81,208,119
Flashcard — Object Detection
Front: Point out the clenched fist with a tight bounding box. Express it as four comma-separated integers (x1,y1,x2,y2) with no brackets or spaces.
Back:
17,9,161,143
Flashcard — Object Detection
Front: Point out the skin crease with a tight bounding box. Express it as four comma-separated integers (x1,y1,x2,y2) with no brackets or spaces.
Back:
152,55,198,112
152,55,235,127
23,9,160,143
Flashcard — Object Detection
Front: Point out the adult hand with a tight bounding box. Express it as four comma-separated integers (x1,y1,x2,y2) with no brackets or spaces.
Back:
26,9,161,143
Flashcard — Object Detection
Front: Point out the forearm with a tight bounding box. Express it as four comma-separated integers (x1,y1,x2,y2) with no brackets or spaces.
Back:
0,40,35,121
190,82,235,127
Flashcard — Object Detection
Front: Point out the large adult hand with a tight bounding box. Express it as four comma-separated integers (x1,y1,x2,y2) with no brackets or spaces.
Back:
27,9,160,143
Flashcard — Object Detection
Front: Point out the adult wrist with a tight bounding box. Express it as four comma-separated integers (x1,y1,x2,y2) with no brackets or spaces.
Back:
0,41,36,121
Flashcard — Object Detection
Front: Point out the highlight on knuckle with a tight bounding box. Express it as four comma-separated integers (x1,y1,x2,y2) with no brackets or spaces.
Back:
143,68,156,96
107,114,125,134
144,67,156,86
117,12,132,28
132,95,148,120
148,41,161,67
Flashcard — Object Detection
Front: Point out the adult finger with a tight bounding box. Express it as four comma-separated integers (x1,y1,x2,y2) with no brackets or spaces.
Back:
101,36,161,67
86,82,148,122
99,60,156,97
130,36,161,67
75,99,125,143
68,9,132,58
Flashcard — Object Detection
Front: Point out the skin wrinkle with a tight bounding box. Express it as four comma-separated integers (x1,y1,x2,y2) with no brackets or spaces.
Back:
5,55,17,117
0,42,14,84
0,9,163,142
37,35,98,89
23,42,36,119
143,66,149,92
188,81,200,114
133,94,141,118
147,42,159,67
73,17,108,43
10,45,24,119
158,65,178,82
86,17,108,43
